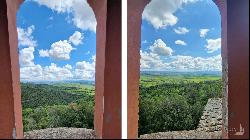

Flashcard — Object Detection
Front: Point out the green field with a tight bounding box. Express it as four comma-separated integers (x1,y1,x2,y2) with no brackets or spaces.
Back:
53,83,95,95
140,75,221,87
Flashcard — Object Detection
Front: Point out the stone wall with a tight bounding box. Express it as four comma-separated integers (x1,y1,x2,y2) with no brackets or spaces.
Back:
197,98,222,132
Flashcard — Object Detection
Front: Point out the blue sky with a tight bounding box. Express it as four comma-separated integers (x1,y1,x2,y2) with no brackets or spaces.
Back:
17,0,221,81
140,0,221,71
17,0,96,81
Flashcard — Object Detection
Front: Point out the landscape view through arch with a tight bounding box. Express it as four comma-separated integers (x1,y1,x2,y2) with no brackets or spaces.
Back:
17,0,96,132
139,0,223,137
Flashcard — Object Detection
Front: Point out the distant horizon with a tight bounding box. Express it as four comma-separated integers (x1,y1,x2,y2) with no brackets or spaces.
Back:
21,70,222,83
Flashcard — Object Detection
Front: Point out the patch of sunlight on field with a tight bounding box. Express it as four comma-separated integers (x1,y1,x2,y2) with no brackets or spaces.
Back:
140,75,221,87
53,83,95,95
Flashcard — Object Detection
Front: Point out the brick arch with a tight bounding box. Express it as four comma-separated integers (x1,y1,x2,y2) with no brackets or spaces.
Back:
0,0,121,139
128,0,249,139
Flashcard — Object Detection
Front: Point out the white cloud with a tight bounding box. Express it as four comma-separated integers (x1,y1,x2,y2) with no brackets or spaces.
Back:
69,31,83,46
174,27,189,34
17,25,37,48
39,40,75,60
140,51,165,70
166,55,222,71
76,61,95,71
149,39,173,56
17,26,38,67
43,63,74,80
32,0,96,32
17,26,95,81
39,50,49,57
175,40,187,46
19,47,35,67
39,31,84,60
20,60,96,81
20,64,43,80
205,38,221,53
142,0,199,29
74,55,95,80
21,63,74,81
65,64,72,70
140,52,222,71
200,29,210,37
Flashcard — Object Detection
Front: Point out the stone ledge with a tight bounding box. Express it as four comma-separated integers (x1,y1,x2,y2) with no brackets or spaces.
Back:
139,130,222,139
24,127,96,139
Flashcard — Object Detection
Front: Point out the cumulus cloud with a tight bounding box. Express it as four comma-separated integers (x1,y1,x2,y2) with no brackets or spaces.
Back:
175,40,187,46
43,63,74,80
17,26,37,67
74,60,95,80
174,27,189,34
142,0,198,29
166,55,222,71
39,50,49,57
200,29,210,37
149,39,173,56
74,55,95,80
140,52,222,71
17,25,37,48
20,57,96,81
140,51,165,70
39,31,84,60
69,31,83,46
17,26,95,81
205,38,221,53
32,0,96,32
20,64,43,80
19,47,35,67
76,61,95,71
39,40,75,60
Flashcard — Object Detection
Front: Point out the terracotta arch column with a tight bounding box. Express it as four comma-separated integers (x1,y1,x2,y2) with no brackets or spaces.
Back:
214,0,249,138
127,0,150,139
88,0,121,139
0,0,23,139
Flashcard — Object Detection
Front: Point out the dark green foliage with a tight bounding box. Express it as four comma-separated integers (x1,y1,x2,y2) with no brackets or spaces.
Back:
139,79,222,135
21,83,93,108
21,83,94,132
22,101,94,132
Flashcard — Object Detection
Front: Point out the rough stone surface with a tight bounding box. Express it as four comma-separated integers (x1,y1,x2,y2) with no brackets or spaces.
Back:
197,98,222,132
24,127,96,139
139,98,222,139
139,130,222,139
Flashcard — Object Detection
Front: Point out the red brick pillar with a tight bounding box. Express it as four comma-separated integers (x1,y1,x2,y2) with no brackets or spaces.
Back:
127,0,150,139
87,0,121,139
214,0,249,138
0,0,23,139
226,0,249,139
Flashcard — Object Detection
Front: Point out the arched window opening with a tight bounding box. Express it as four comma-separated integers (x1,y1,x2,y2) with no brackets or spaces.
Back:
139,0,223,138
17,0,96,137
